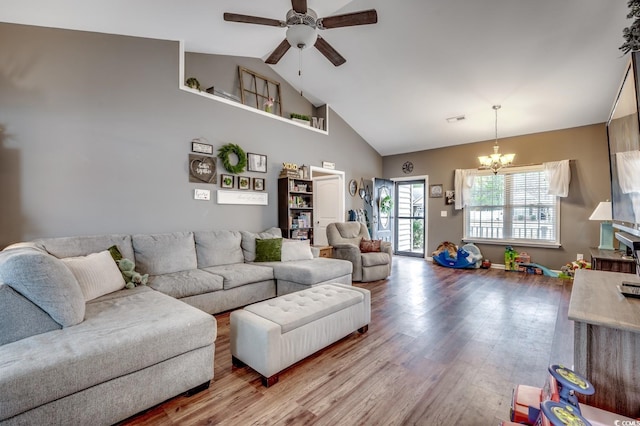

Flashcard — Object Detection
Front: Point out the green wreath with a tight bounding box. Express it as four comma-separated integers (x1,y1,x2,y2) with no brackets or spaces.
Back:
380,195,393,215
218,143,247,174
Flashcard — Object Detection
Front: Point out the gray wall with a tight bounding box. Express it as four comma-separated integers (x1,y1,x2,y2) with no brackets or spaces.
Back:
0,23,381,247
383,124,611,270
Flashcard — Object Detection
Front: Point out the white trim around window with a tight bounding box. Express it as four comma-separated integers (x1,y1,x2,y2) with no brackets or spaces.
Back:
462,165,561,248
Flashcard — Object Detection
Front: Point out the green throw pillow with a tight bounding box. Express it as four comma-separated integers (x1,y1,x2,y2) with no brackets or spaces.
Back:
254,238,282,262
108,245,123,262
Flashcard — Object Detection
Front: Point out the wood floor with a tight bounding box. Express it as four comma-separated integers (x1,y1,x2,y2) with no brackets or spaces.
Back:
123,257,573,426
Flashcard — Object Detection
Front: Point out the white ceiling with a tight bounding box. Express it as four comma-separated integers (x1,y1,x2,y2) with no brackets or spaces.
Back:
0,0,632,156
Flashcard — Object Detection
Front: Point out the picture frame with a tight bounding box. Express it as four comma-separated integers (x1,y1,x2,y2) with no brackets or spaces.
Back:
238,176,250,190
247,153,268,173
220,174,234,189
429,184,443,198
191,139,213,155
188,154,216,184
348,179,358,197
253,177,265,191
445,190,455,205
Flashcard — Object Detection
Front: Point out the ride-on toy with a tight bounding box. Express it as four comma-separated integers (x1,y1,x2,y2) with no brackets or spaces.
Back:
502,364,637,426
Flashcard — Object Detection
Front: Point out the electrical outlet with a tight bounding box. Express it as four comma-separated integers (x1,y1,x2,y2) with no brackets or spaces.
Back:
441,211,447,217
577,253,584,261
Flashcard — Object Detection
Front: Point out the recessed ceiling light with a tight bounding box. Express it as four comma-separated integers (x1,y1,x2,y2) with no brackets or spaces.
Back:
446,115,466,123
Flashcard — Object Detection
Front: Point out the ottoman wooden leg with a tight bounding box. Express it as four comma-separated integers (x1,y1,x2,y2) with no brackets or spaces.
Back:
358,325,369,334
232,356,246,368
261,374,279,387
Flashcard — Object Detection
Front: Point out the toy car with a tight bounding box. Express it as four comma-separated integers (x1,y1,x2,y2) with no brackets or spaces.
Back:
505,364,636,426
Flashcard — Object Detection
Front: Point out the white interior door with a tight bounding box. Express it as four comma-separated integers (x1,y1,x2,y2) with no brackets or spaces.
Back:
313,175,342,246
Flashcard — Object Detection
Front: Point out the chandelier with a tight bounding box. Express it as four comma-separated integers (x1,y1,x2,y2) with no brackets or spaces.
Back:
478,105,515,174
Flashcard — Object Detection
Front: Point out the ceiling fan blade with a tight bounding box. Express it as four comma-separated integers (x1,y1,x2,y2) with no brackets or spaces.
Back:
223,13,284,27
291,0,307,14
265,39,292,64
318,9,378,29
314,36,346,67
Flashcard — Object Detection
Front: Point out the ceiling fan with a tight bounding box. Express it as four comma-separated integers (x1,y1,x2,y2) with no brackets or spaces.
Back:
223,0,378,67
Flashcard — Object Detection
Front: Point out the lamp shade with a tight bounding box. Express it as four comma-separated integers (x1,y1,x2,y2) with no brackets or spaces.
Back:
589,201,612,221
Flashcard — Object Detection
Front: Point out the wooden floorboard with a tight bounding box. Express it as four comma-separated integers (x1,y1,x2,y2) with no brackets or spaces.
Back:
122,257,573,426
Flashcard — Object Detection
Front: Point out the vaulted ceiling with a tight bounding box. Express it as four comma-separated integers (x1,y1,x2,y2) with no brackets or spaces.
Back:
0,0,632,155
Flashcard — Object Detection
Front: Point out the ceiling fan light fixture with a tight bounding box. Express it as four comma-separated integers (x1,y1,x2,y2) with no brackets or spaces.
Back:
286,24,317,49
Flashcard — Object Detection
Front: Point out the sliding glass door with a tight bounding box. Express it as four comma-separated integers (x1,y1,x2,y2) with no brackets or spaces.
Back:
395,180,425,257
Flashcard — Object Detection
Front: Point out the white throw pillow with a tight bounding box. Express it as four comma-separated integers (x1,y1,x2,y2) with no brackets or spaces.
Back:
62,250,125,301
281,239,314,262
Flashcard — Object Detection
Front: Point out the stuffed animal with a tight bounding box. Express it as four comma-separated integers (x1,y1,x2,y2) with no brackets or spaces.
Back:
117,258,149,289
432,241,458,259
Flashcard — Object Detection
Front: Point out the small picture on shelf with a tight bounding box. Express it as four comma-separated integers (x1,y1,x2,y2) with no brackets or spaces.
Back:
238,176,250,190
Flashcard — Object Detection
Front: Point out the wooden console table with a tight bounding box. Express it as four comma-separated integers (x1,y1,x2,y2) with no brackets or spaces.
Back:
568,269,640,418
589,248,636,274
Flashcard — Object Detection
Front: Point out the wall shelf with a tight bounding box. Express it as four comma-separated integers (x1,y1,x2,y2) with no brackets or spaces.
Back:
177,41,328,135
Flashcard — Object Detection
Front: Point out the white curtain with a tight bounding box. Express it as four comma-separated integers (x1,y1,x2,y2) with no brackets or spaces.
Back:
454,169,476,210
544,160,571,197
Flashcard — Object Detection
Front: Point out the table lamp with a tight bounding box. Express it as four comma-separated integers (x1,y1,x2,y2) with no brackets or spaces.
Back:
589,201,614,250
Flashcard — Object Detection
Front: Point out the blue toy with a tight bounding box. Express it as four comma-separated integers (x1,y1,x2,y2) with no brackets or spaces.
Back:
432,242,482,269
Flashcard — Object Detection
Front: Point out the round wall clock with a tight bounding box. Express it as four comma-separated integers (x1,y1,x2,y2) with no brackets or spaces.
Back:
402,161,414,174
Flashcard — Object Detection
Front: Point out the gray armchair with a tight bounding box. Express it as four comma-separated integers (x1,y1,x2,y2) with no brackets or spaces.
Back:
326,222,392,282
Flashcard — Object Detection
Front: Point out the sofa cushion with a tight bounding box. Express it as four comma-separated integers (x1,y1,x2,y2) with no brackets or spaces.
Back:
0,284,62,345
255,238,282,262
148,269,223,299
132,232,197,275
244,284,364,333
0,248,85,327
61,250,126,301
362,252,390,267
202,263,274,290
0,287,216,422
281,239,314,262
268,258,353,285
194,230,244,268
34,234,135,263
240,227,282,262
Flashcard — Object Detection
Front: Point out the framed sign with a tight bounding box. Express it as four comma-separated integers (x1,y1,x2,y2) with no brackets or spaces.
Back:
217,190,268,205
189,154,216,184
247,153,267,173
429,184,443,198
191,139,213,155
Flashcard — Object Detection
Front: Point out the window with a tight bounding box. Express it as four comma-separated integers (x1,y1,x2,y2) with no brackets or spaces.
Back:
463,165,560,247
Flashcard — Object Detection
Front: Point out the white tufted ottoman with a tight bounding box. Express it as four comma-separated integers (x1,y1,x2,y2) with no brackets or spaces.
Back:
230,283,370,386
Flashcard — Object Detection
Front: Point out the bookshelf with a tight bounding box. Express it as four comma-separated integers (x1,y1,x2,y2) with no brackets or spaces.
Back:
278,177,314,242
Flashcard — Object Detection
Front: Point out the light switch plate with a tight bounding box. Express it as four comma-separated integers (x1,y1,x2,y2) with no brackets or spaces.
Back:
441,211,447,217
194,189,211,201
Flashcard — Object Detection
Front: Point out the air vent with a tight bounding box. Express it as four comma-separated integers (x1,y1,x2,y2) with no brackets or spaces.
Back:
446,115,466,123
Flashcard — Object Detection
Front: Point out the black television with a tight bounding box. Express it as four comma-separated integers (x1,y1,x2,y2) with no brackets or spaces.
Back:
607,53,640,269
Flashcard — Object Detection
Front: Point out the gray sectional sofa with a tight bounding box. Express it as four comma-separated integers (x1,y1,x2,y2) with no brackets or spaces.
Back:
0,228,352,425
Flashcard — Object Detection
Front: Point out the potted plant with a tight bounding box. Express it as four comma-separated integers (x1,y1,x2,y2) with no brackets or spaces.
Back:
621,0,640,53
185,77,202,91
290,113,311,125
